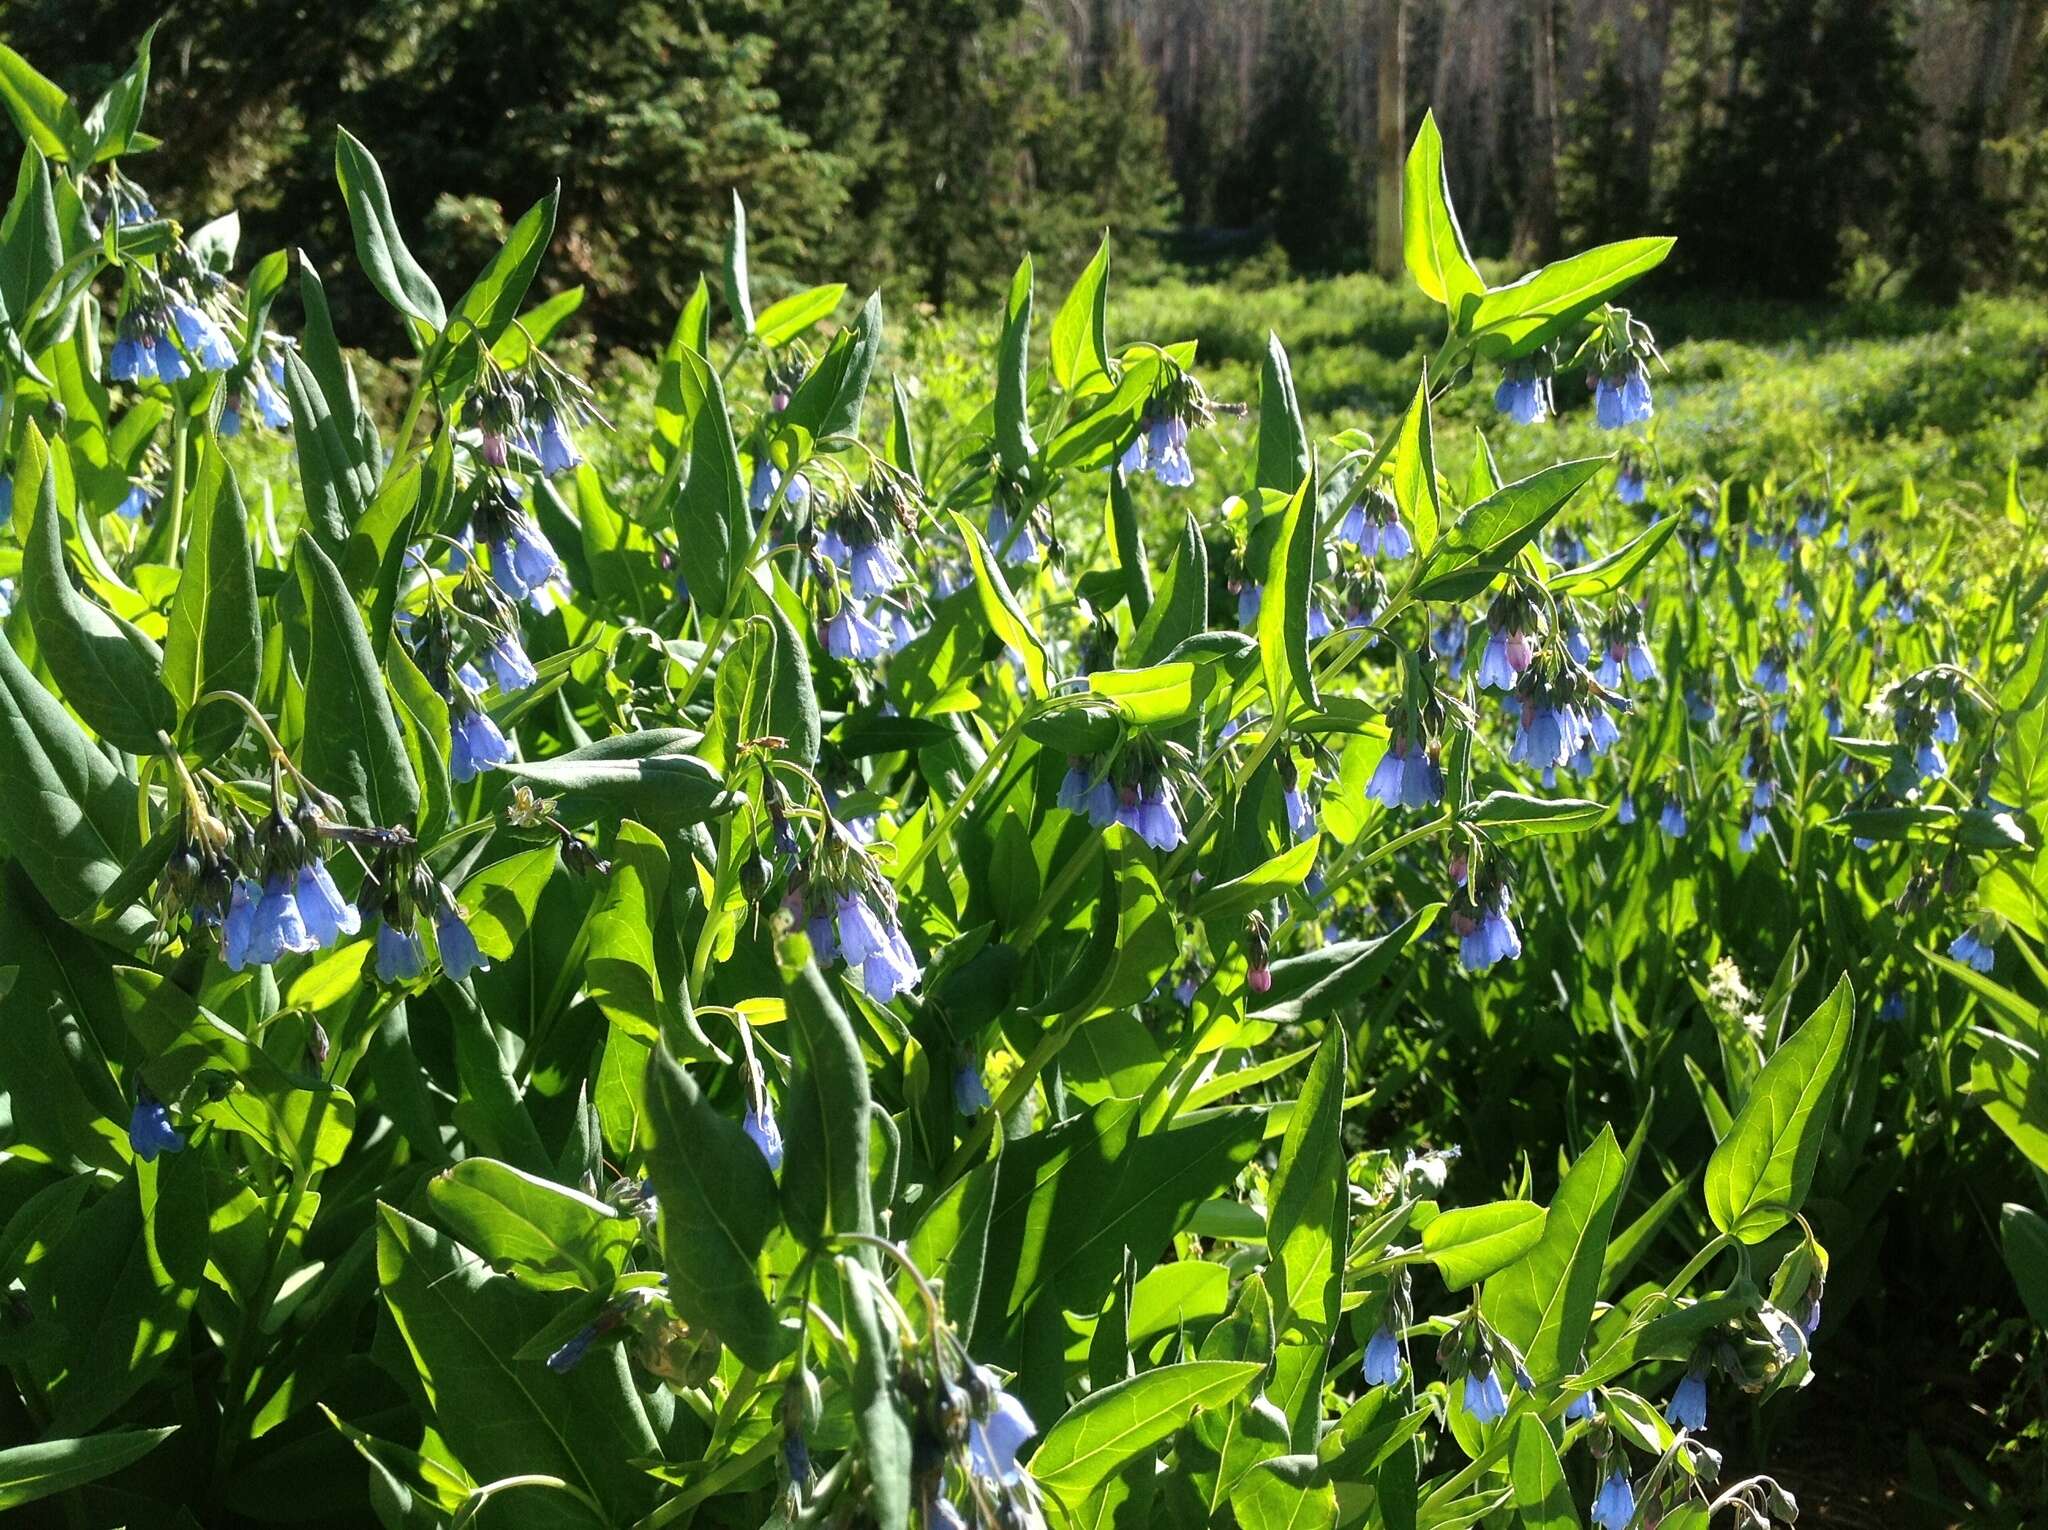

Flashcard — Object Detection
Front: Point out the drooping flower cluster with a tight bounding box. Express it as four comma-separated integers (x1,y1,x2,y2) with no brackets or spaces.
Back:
1449,854,1522,973
1119,367,1215,489
1493,356,1555,426
1055,743,1188,852
1339,484,1413,559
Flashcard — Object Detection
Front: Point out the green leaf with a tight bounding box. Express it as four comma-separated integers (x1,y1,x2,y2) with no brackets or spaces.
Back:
1127,510,1208,668
375,1205,656,1527
1032,1361,1262,1499
1506,1414,1580,1530
500,753,734,832
19,424,175,754
1412,458,1606,602
334,127,445,332
295,533,421,830
1705,974,1855,1243
1086,661,1221,729
651,278,710,470
292,253,382,487
0,1427,177,1510
995,255,1037,472
1052,235,1112,397
427,1158,638,1292
641,1047,787,1370
844,1250,913,1530
585,821,669,1043
906,1160,998,1343
0,46,87,164
0,625,143,939
1482,1127,1624,1385
282,349,373,560
435,185,559,392
456,846,560,964
1194,835,1322,926
1251,906,1442,1023
1389,373,1440,556
1402,111,1484,326
1264,1024,1348,1449
1422,1201,1547,1290
82,22,157,163
1258,471,1320,714
1109,464,1152,624
1548,517,1678,599
0,146,63,325
1255,334,1310,497
780,961,877,1247
1232,1456,1337,1530
722,190,754,333
1472,237,1675,359
783,288,882,444
669,346,750,617
2000,1203,2048,1328
952,509,1050,697
1463,792,1609,841
755,282,846,347
162,442,260,763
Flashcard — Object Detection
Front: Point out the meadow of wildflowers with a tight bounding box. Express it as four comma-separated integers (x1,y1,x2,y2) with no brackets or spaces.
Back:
0,32,2044,1530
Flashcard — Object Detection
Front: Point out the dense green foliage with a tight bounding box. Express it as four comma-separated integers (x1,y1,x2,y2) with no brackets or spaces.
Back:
0,28,2046,1530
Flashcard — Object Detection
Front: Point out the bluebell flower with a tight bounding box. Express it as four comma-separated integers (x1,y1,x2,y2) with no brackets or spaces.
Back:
1307,599,1335,642
1366,742,1407,811
1738,811,1770,854
1338,501,1369,546
1618,794,1636,825
967,1367,1037,1483
783,1431,810,1487
954,1062,993,1115
1363,1326,1402,1386
1494,373,1551,425
1463,1366,1509,1423
372,919,426,982
294,859,361,948
1658,800,1688,838
249,872,319,965
1665,1365,1708,1431
748,458,781,513
1878,991,1906,1022
0,576,13,617
929,1500,969,1530
1752,657,1789,696
1591,1468,1636,1530
491,515,566,607
798,898,839,966
220,398,243,437
744,1103,784,1170
849,541,905,601
546,1325,597,1373
1236,583,1262,627
1146,415,1194,488
1120,785,1184,852
817,524,852,567
1564,1390,1596,1422
128,1088,186,1162
450,705,515,782
1617,463,1646,504
987,503,1038,564
0,476,11,522
531,409,582,475
1456,895,1522,972
487,632,539,691
110,321,190,384
1932,705,1959,745
1476,628,1531,691
1752,778,1776,809
1948,927,1996,973
1174,970,1200,1006
836,892,923,1002
457,660,488,693
1376,511,1414,560
170,300,237,371
1511,703,1573,772
1594,365,1654,429
1119,429,1148,477
825,602,892,662
252,369,291,429
1283,787,1316,842
118,482,159,519
1915,741,1947,780
436,906,490,980
1687,690,1716,723
221,878,260,969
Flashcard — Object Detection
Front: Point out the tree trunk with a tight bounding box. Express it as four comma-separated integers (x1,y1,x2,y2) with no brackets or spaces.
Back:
1374,0,1405,276
1513,0,1560,261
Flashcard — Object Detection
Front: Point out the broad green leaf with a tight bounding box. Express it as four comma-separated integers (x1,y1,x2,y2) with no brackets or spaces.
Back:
780,961,877,1246
334,127,445,331
375,1205,656,1527
1705,975,1854,1242
1548,517,1678,599
1258,472,1320,714
82,23,157,163
906,1159,998,1343
585,821,668,1042
1463,792,1608,841
19,424,174,754
1086,660,1221,728
1402,111,1484,325
1422,1201,1547,1290
1412,458,1606,602
1471,237,1675,359
435,185,560,393
668,346,750,617
2001,1203,2048,1328
1232,1456,1336,1530
1108,464,1152,623
1970,1046,2048,1175
1127,510,1207,667
282,349,373,559
1506,1414,1580,1530
1389,373,1440,556
755,282,846,347
0,46,87,164
723,190,754,333
1033,1360,1263,1499
642,1047,788,1370
501,752,734,831
1250,906,1439,1024
1052,235,1112,397
952,509,1049,697
1255,333,1309,497
162,442,261,763
0,1426,177,1510
426,1158,638,1291
995,255,1037,472
783,288,882,444
455,846,559,963
651,277,711,468
1194,835,1321,925
1264,1025,1348,1449
1482,1126,1624,1385
844,1250,913,1530
295,533,421,830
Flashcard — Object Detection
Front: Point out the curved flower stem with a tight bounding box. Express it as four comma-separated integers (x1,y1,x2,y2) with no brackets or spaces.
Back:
893,713,1027,887
452,1476,605,1530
